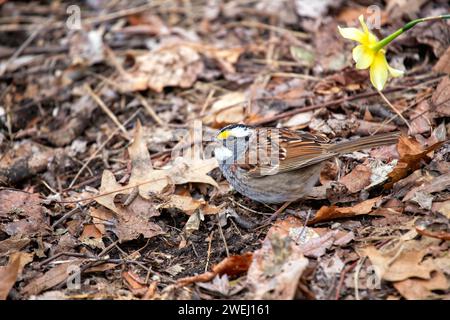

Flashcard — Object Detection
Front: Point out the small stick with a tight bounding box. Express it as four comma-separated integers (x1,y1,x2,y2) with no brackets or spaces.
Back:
52,205,84,228
136,94,164,126
377,89,413,132
217,219,230,257
205,231,214,272
68,109,140,188
84,84,130,139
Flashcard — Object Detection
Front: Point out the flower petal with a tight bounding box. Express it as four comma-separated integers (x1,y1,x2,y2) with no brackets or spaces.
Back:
370,51,389,91
338,26,366,43
387,64,404,77
352,45,375,69
358,15,369,34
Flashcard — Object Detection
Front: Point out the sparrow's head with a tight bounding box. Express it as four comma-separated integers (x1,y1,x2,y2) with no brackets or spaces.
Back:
214,124,253,162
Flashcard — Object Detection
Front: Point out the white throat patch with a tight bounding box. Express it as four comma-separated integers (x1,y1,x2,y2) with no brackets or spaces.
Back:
214,146,233,161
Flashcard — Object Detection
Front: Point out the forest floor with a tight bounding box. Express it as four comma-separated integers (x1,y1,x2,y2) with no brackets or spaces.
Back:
0,0,449,300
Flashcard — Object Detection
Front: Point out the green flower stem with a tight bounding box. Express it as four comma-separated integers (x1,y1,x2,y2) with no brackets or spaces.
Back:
371,14,450,52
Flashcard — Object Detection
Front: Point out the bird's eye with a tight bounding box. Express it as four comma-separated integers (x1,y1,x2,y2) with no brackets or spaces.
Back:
244,136,250,142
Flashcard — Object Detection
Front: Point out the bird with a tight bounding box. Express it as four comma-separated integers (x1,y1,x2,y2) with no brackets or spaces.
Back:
214,124,399,204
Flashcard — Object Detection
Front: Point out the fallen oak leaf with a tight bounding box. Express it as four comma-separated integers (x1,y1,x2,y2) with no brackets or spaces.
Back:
117,43,204,93
177,252,253,286
95,170,163,242
128,121,171,198
308,196,382,225
360,243,437,282
393,270,449,300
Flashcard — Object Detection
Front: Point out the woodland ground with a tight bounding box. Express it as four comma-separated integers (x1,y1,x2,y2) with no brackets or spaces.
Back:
0,0,449,300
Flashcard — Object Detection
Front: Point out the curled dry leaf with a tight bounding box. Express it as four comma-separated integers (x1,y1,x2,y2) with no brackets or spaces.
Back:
308,196,382,225
118,44,204,93
384,136,446,189
177,252,253,286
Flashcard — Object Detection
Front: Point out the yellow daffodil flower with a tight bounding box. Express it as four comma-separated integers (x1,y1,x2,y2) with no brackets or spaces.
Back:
338,15,403,91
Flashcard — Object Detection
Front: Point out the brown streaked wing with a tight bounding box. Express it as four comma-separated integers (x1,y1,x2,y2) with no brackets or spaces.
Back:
238,128,336,177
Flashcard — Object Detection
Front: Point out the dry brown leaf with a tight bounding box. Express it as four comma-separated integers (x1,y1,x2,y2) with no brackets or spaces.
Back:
203,92,246,128
188,44,244,73
409,100,432,135
22,262,79,296
128,121,171,198
308,196,382,225
158,194,220,215
0,237,30,256
339,164,372,193
393,271,449,300
386,0,428,19
361,244,436,282
169,156,218,187
118,44,203,93
122,270,148,297
96,170,163,242
0,190,47,237
432,200,450,219
177,253,253,286
268,216,354,258
433,47,450,74
0,252,32,300
0,141,56,185
432,76,450,117
385,136,446,189
246,233,309,299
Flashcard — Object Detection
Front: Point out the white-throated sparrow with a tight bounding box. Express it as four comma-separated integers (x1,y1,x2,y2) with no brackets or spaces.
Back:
214,124,400,204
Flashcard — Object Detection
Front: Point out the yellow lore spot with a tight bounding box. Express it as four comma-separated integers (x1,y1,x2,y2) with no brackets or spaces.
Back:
217,130,230,139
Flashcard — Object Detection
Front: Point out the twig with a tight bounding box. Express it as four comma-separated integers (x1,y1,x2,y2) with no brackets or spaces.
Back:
136,94,164,126
377,89,412,132
84,84,130,139
68,109,140,188
217,219,230,257
250,86,406,126
296,209,312,242
0,19,51,77
205,230,214,272
52,205,84,228
335,260,358,300
354,257,366,300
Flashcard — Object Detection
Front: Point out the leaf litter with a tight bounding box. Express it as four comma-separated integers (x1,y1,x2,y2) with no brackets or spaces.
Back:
0,0,449,301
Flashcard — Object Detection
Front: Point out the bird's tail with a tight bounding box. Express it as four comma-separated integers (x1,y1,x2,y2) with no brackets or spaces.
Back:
328,132,400,154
